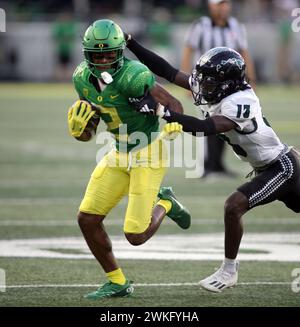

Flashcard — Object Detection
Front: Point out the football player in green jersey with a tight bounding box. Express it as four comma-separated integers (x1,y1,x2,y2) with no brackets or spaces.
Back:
67,19,191,299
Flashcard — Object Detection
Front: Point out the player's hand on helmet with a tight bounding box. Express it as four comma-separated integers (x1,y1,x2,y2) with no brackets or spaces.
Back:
160,122,183,141
68,100,95,137
129,89,159,115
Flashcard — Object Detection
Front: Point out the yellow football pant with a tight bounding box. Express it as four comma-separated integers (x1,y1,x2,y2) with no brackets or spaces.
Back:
79,138,168,234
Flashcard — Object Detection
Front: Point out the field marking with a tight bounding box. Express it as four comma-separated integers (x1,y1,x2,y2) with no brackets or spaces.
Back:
0,218,299,226
1,234,300,261
5,282,291,289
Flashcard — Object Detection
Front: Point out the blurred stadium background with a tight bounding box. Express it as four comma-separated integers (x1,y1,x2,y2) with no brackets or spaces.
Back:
1,0,300,82
0,0,300,307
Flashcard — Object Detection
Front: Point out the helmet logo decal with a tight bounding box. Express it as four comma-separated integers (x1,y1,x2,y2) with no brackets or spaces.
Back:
221,58,243,70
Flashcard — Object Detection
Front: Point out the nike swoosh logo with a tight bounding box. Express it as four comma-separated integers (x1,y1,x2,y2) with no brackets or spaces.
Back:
110,94,120,99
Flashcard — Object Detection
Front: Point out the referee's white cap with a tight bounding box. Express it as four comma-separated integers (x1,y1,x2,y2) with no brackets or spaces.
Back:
209,0,230,4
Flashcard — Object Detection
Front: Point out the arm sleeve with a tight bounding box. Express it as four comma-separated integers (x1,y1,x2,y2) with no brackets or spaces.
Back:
164,110,217,136
127,37,179,83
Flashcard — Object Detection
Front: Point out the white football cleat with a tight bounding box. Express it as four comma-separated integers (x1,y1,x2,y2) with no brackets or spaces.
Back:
199,263,238,293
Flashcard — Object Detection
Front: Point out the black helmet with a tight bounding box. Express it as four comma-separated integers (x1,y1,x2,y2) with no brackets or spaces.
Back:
189,47,250,105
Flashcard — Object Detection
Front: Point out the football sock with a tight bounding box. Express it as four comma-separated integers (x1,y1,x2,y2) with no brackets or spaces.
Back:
106,268,126,285
223,258,237,274
157,199,172,214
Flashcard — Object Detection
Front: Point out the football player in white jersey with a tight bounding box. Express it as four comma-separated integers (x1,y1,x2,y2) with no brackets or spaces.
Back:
126,40,300,293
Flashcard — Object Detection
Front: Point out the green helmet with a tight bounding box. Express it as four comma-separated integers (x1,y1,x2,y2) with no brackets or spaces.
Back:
82,19,126,78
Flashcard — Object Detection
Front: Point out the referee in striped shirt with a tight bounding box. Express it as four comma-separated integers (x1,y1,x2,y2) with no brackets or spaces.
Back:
181,0,256,178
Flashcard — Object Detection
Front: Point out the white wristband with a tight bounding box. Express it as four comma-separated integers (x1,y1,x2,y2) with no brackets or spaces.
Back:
156,104,166,118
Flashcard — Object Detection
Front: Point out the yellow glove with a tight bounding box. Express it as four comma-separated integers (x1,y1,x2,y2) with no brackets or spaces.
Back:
159,122,183,141
68,100,95,137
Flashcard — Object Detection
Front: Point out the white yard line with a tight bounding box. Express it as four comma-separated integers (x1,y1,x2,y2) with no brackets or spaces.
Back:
1,234,300,261
5,282,291,289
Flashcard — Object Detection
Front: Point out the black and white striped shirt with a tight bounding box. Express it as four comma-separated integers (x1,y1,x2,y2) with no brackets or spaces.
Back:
185,16,248,57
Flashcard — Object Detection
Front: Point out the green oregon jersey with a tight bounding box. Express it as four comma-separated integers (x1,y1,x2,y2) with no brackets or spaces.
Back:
72,58,159,152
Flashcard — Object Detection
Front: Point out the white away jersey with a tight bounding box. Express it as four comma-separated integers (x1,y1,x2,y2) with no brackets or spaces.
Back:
200,89,285,168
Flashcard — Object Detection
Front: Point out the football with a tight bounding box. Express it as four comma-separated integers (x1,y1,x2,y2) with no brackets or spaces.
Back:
76,105,100,142
86,107,100,132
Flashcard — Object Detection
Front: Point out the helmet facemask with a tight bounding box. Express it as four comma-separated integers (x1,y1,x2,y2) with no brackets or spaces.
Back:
84,47,124,78
190,67,230,105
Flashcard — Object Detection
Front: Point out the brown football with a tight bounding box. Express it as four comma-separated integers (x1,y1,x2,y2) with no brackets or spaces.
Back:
75,106,100,142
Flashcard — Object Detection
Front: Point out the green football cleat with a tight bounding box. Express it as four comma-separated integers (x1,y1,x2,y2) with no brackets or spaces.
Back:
158,186,191,229
84,280,134,299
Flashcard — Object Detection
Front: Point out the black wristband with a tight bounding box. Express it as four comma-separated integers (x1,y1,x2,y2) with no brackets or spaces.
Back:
127,37,179,83
164,110,217,136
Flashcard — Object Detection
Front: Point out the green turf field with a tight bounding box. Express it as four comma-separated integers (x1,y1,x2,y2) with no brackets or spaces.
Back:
0,83,300,307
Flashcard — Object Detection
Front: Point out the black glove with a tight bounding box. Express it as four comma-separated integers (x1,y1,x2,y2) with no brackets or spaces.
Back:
128,89,158,115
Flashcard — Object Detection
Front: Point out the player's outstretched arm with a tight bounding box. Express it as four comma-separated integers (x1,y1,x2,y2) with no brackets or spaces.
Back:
164,110,237,135
129,90,237,135
150,83,184,114
129,83,184,115
126,35,190,90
